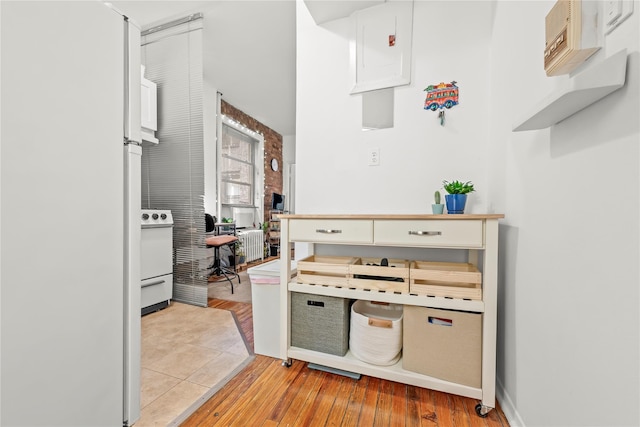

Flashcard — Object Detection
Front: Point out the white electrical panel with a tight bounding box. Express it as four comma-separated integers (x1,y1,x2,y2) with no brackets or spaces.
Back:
350,2,413,94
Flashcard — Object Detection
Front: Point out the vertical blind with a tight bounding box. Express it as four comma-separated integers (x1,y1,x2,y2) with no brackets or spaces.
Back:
141,18,208,307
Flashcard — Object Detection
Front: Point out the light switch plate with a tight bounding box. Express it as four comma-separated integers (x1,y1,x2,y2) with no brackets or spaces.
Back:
605,0,634,35
606,0,622,25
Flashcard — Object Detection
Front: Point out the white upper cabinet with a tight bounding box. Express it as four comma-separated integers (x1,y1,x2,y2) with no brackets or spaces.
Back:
141,66,158,144
350,1,413,94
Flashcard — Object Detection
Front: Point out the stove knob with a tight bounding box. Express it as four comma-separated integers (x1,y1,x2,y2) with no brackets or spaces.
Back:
152,213,159,220
161,213,167,220
142,213,149,220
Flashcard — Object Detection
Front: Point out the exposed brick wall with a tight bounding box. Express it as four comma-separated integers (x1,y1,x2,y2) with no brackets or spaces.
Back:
221,101,283,224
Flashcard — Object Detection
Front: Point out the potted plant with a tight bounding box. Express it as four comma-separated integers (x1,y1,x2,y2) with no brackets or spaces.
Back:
235,240,246,265
432,190,444,214
442,180,475,214
221,217,234,232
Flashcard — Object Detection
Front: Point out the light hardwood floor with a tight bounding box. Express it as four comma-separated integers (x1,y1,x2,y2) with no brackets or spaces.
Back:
181,299,510,427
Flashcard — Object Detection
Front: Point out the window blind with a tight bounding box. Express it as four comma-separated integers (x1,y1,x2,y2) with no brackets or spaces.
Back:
141,18,208,307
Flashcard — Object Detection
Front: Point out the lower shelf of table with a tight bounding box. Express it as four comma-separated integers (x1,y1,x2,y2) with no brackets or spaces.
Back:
286,346,484,402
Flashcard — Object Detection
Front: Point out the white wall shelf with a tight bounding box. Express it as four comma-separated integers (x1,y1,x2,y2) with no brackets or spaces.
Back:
512,49,628,132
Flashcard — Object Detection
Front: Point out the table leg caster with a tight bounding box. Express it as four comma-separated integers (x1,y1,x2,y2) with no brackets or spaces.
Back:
475,403,492,418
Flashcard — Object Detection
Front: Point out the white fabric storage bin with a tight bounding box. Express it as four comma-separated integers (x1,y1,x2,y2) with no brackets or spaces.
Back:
349,300,403,366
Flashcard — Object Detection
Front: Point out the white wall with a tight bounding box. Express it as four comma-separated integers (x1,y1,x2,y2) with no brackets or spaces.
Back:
283,134,296,212
203,78,218,217
488,1,639,426
297,0,639,426
296,0,495,215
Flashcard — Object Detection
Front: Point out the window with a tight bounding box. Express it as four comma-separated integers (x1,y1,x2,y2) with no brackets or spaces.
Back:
221,121,257,206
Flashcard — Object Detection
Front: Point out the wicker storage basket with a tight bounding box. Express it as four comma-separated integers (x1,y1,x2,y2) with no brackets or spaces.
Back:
349,300,403,366
291,292,351,356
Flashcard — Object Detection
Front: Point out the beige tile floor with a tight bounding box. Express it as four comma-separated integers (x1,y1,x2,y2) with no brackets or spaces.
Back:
135,301,252,426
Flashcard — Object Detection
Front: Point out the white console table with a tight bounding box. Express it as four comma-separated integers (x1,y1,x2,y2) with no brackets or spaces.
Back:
277,214,504,416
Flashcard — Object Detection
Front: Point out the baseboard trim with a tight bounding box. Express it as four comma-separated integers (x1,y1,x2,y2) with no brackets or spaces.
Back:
496,377,526,427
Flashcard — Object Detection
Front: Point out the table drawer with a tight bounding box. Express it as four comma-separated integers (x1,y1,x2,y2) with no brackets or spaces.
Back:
374,220,483,248
289,219,373,244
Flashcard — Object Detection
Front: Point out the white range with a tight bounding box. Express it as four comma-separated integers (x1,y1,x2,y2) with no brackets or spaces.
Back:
141,209,174,315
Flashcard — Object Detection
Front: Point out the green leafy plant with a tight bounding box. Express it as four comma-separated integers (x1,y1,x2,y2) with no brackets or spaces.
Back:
222,217,234,223
235,240,245,256
442,180,475,195
434,190,442,205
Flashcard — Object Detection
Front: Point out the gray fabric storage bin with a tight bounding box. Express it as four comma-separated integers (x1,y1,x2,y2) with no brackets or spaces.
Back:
291,292,351,356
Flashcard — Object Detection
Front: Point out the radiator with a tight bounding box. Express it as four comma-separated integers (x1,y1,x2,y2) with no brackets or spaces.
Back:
238,229,264,263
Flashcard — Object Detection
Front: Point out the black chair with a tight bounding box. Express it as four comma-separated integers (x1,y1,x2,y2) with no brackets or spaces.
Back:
205,214,240,293
205,213,216,234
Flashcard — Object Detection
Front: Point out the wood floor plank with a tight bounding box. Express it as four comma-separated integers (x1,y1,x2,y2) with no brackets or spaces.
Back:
405,385,420,425
484,402,506,427
302,373,344,425
212,358,287,425
275,366,326,426
416,384,437,426
358,376,381,426
341,375,370,426
180,355,272,426
461,396,489,427
282,369,329,426
325,374,358,426
209,357,273,410
494,401,511,427
240,359,306,426
451,394,473,427
390,381,408,427
373,377,393,426
279,370,327,426
434,390,455,427
265,360,314,423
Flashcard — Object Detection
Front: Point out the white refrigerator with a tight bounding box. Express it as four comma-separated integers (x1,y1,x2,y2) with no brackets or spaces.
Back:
1,2,142,425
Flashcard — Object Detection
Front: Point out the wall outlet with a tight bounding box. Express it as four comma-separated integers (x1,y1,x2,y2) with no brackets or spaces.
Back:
368,147,380,166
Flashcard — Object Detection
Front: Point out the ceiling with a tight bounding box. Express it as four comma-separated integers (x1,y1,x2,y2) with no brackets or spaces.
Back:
303,0,383,24
110,1,384,137
111,1,297,136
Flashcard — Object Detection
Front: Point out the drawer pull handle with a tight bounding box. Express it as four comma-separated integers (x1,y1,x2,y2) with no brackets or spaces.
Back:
142,279,165,288
316,229,342,234
408,231,442,236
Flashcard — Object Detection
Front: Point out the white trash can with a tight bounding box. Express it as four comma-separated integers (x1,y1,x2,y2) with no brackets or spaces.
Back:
248,259,297,358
